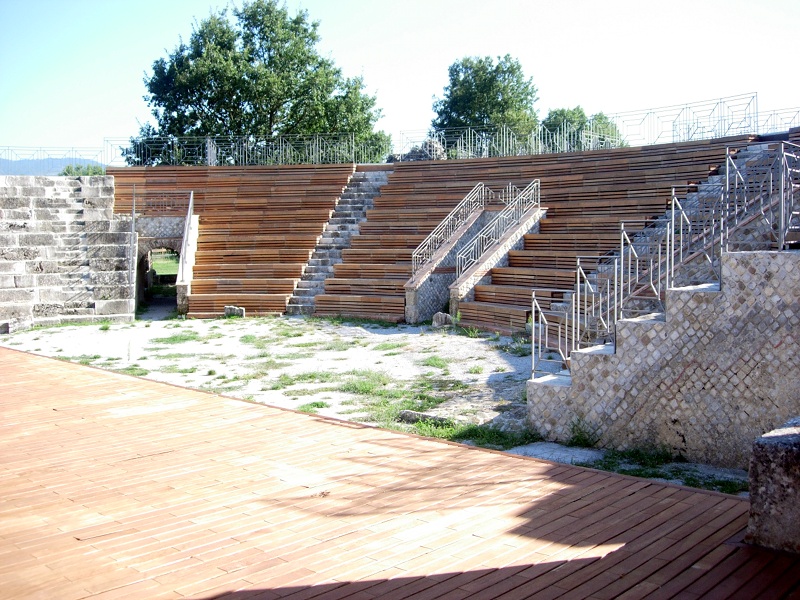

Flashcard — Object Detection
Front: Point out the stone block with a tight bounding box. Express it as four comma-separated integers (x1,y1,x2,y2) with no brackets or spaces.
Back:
87,245,129,259
83,208,114,221
83,196,114,208
87,232,131,245
89,258,128,272
0,233,17,246
0,288,33,303
90,271,130,286
18,232,56,246
1,246,41,261
745,417,800,554
93,285,134,300
94,299,135,316
0,197,30,210
25,260,60,274
224,305,246,318
33,303,64,317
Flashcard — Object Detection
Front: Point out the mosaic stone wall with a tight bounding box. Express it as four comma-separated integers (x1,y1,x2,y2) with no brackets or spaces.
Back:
527,251,800,469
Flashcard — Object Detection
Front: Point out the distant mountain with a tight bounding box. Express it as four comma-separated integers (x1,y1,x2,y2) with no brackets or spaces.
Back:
0,157,105,176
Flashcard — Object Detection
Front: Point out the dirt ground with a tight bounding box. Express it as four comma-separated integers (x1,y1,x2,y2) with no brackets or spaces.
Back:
1,308,750,495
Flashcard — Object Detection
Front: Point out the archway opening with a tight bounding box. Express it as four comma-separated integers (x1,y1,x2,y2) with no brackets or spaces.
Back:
138,248,180,320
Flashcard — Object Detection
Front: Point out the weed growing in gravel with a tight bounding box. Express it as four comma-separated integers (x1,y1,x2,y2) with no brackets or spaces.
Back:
373,341,407,351
420,355,448,369
152,330,222,344
413,420,542,450
58,354,101,365
297,401,330,414
309,315,397,329
578,447,749,495
116,365,150,377
566,415,601,447
160,365,197,374
99,321,111,331
468,365,484,374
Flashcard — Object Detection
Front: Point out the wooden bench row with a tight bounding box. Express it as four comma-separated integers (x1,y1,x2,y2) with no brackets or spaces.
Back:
323,278,406,296
196,234,320,250
187,292,290,318
190,278,299,295
194,248,312,264
193,263,306,279
314,294,405,322
332,264,412,279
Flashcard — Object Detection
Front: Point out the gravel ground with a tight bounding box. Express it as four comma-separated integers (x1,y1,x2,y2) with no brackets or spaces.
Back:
1,308,749,495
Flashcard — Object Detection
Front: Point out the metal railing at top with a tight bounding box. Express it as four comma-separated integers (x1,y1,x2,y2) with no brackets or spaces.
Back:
396,121,622,162
103,133,392,168
411,182,494,274
0,146,105,175
130,186,193,217
455,180,540,276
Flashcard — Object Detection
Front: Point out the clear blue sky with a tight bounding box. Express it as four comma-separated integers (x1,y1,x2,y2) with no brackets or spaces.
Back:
1,0,798,150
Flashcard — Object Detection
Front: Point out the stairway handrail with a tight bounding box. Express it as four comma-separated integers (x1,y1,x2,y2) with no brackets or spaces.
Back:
411,182,493,274
531,290,570,378
456,180,540,276
176,191,195,284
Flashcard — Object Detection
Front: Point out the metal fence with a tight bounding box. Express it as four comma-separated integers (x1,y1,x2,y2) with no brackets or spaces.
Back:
4,94,800,175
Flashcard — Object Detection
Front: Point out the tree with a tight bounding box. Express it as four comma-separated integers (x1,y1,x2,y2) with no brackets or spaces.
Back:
59,164,105,176
140,0,386,145
431,55,538,133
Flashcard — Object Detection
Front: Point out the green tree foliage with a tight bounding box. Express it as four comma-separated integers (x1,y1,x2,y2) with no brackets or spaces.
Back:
141,0,386,144
432,55,538,133
59,164,105,176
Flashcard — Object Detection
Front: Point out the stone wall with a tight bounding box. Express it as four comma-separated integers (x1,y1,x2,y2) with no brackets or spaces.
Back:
527,251,800,469
0,176,135,331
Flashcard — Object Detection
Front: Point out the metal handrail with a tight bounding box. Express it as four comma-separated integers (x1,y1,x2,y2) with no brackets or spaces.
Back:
411,183,493,274
455,180,540,275
531,291,570,378
176,191,195,284
572,256,618,352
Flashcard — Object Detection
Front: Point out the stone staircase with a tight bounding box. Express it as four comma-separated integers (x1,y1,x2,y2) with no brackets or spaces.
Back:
286,169,390,316
0,176,135,331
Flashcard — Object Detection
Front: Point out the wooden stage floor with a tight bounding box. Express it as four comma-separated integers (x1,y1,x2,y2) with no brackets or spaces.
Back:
1,347,798,599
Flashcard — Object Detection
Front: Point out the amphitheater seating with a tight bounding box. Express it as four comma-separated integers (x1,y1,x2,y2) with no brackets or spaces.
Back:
314,135,754,329
109,164,355,318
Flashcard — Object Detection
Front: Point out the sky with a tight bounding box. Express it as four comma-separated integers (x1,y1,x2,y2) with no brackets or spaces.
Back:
1,0,798,153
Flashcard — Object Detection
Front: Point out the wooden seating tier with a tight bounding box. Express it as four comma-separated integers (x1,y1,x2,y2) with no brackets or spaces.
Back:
110,164,355,318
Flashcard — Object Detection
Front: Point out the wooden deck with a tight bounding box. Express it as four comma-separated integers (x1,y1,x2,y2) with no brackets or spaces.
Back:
1,347,798,599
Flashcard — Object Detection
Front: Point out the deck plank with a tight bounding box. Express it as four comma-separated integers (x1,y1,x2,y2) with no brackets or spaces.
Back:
0,346,797,599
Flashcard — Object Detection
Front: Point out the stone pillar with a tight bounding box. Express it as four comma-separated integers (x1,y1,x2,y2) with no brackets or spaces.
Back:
745,417,800,554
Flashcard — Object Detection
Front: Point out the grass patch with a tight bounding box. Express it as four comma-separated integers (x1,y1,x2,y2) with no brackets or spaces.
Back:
309,315,398,329
579,447,749,495
297,401,330,414
152,330,222,344
116,365,150,377
566,416,601,448
59,354,101,366
420,355,448,369
159,365,197,374
467,365,484,374
412,420,542,450
151,251,179,275
373,341,408,351
99,321,111,331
